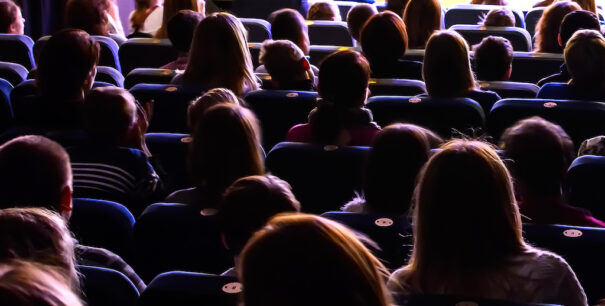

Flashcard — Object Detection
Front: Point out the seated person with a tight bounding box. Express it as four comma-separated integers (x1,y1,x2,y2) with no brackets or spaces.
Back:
128,0,164,36
501,117,605,227
481,8,515,27
307,1,341,21
64,0,125,43
258,40,315,91
473,36,513,81
538,10,600,86
218,174,300,277
537,29,605,101
534,1,581,53
161,10,203,70
346,3,377,44
69,87,162,216
0,135,146,291
0,0,24,34
386,0,407,16
286,50,381,146
578,135,605,156
187,88,241,131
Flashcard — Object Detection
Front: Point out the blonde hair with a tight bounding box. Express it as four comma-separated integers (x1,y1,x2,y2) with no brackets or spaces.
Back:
534,1,581,53
403,0,441,49
155,0,199,38
183,12,259,96
187,88,241,131
307,1,342,21
565,29,605,89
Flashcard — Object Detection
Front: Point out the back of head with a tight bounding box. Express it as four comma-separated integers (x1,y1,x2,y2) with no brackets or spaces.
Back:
191,104,264,206
64,0,109,36
565,29,605,89
167,10,203,53
219,174,300,256
403,0,441,49
482,8,515,27
0,260,82,306
535,1,581,53
572,0,596,13
240,214,392,306
361,11,408,64
156,0,199,38
386,0,408,16
259,39,311,85
318,50,370,107
84,86,137,145
424,30,475,97
473,36,513,81
346,3,377,41
269,9,309,54
0,136,71,212
36,28,99,101
501,117,574,197
0,1,20,34
188,88,240,131
364,124,442,215
307,1,341,21
559,10,600,47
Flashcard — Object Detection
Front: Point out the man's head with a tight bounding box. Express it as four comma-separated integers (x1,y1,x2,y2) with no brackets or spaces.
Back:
0,1,24,34
482,8,515,27
167,9,203,54
307,1,341,21
559,10,600,47
565,29,605,88
473,36,513,81
268,9,310,55
259,39,313,87
84,86,138,146
346,3,377,42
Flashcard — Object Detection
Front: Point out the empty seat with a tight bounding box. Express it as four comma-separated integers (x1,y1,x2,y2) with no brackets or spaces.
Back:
124,68,177,89
444,4,525,29
524,8,543,37
366,96,485,138
0,78,12,131
245,89,318,150
0,34,34,69
78,265,140,306
0,61,27,86
96,66,124,87
567,155,605,221
509,52,563,83
450,25,532,52
478,81,540,98
369,79,426,97
240,18,271,43
119,38,179,74
34,35,122,72
307,21,354,46
129,84,203,133
70,198,135,261
145,133,192,193
487,99,605,145
265,142,369,214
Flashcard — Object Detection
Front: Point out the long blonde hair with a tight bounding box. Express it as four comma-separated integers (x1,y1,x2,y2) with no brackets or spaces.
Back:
403,0,441,49
183,12,259,96
155,0,199,38
534,1,581,53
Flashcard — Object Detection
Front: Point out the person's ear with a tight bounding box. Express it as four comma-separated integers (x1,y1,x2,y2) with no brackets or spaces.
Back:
59,185,73,219
8,23,17,34
83,65,97,92
505,64,512,80
558,33,562,47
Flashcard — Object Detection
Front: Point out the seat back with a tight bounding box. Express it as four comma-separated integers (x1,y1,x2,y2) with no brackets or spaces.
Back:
369,78,426,97
0,34,35,69
478,81,540,99
240,18,271,43
34,35,121,72
567,155,605,221
119,38,179,74
78,265,140,306
444,4,525,28
145,133,192,193
366,96,485,138
509,52,563,83
524,8,543,37
307,21,354,46
450,25,532,51
0,78,12,131
0,61,27,86
96,66,124,87
124,68,177,89
308,45,346,66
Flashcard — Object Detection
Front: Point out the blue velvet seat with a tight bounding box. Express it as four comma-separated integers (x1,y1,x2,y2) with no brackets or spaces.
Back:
0,34,35,69
567,155,605,221
78,265,140,306
444,4,525,28
145,133,192,193
450,25,532,52
118,38,179,74
307,20,354,46
0,61,27,86
368,79,426,97
240,18,271,43
478,81,540,99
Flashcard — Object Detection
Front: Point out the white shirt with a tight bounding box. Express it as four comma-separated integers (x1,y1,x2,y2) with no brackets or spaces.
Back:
128,6,164,35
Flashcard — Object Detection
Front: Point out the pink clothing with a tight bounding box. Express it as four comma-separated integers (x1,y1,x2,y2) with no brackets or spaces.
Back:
161,56,188,70
518,200,605,228
285,123,380,146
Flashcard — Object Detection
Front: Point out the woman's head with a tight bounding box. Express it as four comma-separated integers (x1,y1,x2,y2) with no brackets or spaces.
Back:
240,214,392,306
183,12,258,96
318,50,370,107
572,0,596,13
403,0,441,49
307,1,341,21
0,1,24,34
190,104,264,206
423,30,476,97
155,0,201,38
346,3,377,42
361,11,408,64
534,1,581,53
565,29,605,89
187,88,241,131
64,0,109,36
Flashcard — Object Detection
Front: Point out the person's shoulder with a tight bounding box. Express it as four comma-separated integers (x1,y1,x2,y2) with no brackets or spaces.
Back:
286,123,312,142
165,187,201,205
388,266,413,293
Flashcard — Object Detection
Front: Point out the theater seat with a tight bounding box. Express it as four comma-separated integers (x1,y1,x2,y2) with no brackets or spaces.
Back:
0,34,34,69
368,79,426,97
478,81,540,99
307,21,354,46
78,265,140,306
96,66,124,88
537,82,605,101
124,68,177,89
450,25,532,52
524,8,544,37
34,35,121,72
444,4,525,28
240,18,271,43
509,52,563,84
0,61,27,86
145,133,192,193
119,38,179,74
567,155,605,221
0,78,12,131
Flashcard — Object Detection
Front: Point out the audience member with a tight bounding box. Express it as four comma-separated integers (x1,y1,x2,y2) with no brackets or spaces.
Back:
258,39,315,91
155,0,204,38
161,9,203,70
286,50,380,146
534,0,596,14
537,10,600,86
173,12,259,96
166,104,264,211
473,36,513,81
534,1,581,53
481,8,515,27
403,0,441,49
386,0,408,16
578,135,605,156
64,0,124,41
422,30,501,114
129,0,164,36
388,139,587,306
187,88,241,131
0,135,146,292
218,174,300,277
501,117,605,227
360,11,422,80
346,3,377,43
307,1,341,21
0,0,24,34
269,8,310,55
240,214,393,306
343,124,442,215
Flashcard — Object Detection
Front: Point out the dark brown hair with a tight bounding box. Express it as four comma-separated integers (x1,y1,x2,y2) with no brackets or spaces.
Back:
361,11,408,65
64,0,110,36
0,1,19,33
346,3,377,41
403,0,441,49
534,1,581,53
473,36,513,81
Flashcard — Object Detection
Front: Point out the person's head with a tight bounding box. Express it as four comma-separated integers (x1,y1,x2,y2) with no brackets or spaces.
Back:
424,30,476,97
0,208,78,289
240,214,392,306
572,0,596,13
578,135,605,156
307,1,341,21
559,10,600,47
259,39,313,87
191,104,264,206
219,174,300,257
0,136,72,218
501,117,574,198
64,0,109,36
0,1,24,34
36,28,99,101
84,86,139,146
481,8,515,27
187,88,240,131
268,9,310,55
565,29,605,89
386,0,408,16
472,36,513,81
0,260,82,306
535,1,581,53
184,12,258,96
346,3,377,42
318,50,370,107
360,11,408,65
403,0,441,49
155,0,201,38
167,10,203,53
363,124,442,215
